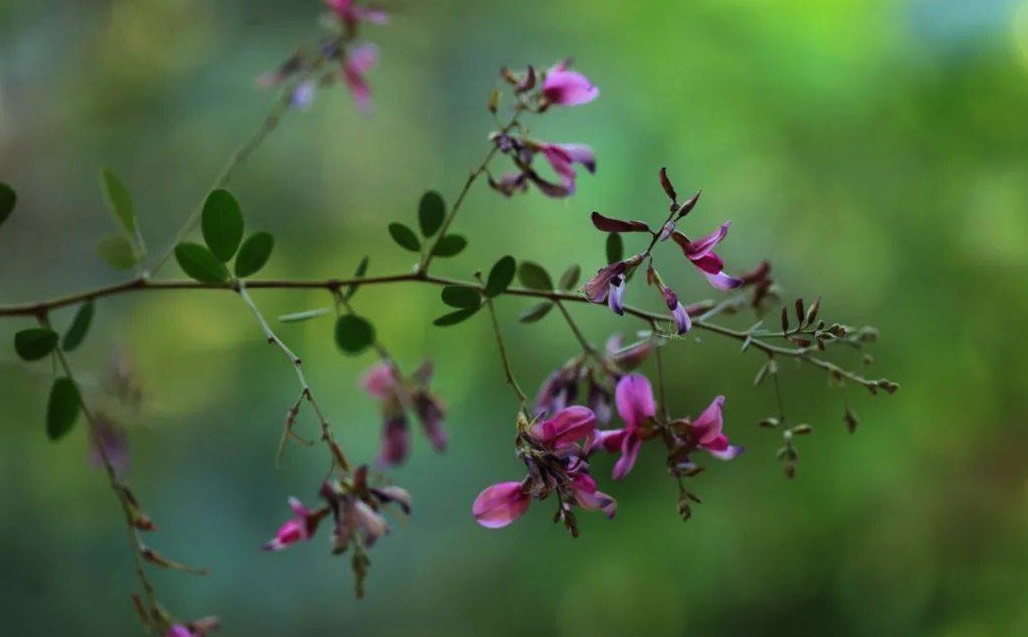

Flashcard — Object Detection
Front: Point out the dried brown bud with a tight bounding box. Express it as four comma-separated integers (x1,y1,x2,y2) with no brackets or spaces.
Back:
844,406,859,433
658,166,677,203
792,424,813,435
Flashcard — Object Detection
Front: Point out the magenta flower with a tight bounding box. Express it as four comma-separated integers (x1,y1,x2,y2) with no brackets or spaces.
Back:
672,222,743,290
326,0,388,29
527,405,596,449
591,374,656,480
342,44,378,113
361,360,447,466
582,261,627,305
540,143,596,193
489,134,597,198
542,60,599,107
688,396,743,460
472,481,532,529
263,497,324,551
569,472,617,518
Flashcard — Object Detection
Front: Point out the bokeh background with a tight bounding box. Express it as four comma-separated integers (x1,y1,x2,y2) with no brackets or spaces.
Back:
2,0,1027,635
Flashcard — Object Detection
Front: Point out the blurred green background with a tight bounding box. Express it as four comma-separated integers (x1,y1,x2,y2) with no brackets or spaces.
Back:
2,0,1027,635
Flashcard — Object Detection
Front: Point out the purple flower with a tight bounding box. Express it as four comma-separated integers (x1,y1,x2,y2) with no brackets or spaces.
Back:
472,481,532,529
542,60,599,107
527,405,596,449
377,413,410,467
672,222,743,290
534,365,580,417
342,44,378,113
582,261,627,305
688,396,743,460
661,287,692,335
263,497,324,551
570,472,616,518
590,374,656,479
540,143,596,193
362,360,447,466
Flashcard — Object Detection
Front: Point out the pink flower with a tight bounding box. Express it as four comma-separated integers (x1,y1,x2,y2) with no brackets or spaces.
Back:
591,374,656,479
326,0,388,29
342,44,378,113
688,396,743,460
472,481,532,529
542,61,599,106
167,627,193,637
570,472,616,518
540,143,596,193
362,360,448,466
527,405,596,449
263,497,323,551
672,223,743,290
377,414,410,467
660,286,692,335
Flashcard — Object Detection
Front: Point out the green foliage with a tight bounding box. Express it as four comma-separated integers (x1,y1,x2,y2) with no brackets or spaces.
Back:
605,232,623,264
175,242,229,283
344,256,370,300
388,223,421,252
0,181,15,227
558,264,581,291
485,256,516,297
100,168,136,235
418,191,446,238
432,234,467,258
46,377,81,441
14,328,59,361
334,314,375,354
517,261,552,291
96,236,139,270
201,189,245,262
441,285,482,308
62,301,95,352
518,302,553,323
234,232,275,278
433,307,480,326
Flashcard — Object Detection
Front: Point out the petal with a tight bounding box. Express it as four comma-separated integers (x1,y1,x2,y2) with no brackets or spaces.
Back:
612,433,642,480
347,43,378,74
684,221,731,260
262,519,307,551
692,395,725,444
691,252,725,275
542,66,599,106
703,270,744,290
528,172,572,198
353,500,389,546
555,143,596,173
607,278,625,315
371,485,412,514
360,362,397,400
583,262,625,304
528,405,596,448
587,428,628,455
541,145,577,188
413,391,448,452
166,626,194,637
288,496,309,518
614,374,656,430
708,444,744,460
376,416,410,467
672,302,692,335
574,486,617,519
472,482,531,529
290,80,316,111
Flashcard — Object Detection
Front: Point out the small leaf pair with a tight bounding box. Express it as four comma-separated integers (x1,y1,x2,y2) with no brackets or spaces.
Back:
175,189,275,283
388,191,467,258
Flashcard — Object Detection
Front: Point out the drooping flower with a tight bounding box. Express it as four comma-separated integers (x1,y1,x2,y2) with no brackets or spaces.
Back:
661,286,692,335
263,497,326,551
488,134,597,198
539,143,597,192
342,44,378,113
581,255,644,316
472,481,532,529
361,359,447,466
590,374,656,480
672,222,743,290
541,60,599,107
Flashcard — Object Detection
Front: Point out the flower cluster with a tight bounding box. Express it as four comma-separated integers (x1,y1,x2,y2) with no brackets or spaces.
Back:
583,169,744,334
472,407,615,536
258,1,386,112
488,61,599,198
361,360,447,467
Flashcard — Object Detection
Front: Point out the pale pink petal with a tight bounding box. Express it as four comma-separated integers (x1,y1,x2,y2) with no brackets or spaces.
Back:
542,64,599,106
707,444,744,460
612,433,642,480
614,374,656,431
541,146,577,189
685,222,731,260
360,362,397,400
703,270,744,290
692,396,725,444
554,143,596,173
288,496,309,518
472,482,531,529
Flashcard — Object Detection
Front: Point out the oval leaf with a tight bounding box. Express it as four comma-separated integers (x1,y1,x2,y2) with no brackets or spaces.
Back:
606,232,624,265
97,236,139,270
100,167,136,235
201,189,245,262
62,301,95,352
14,328,58,361
518,302,553,323
517,261,553,291
344,256,370,300
279,308,331,323
441,285,482,309
433,306,481,327
418,191,446,238
335,314,375,354
175,242,229,284
558,264,581,291
388,223,421,252
0,181,15,227
47,377,81,441
432,234,467,258
235,232,275,278
485,256,516,297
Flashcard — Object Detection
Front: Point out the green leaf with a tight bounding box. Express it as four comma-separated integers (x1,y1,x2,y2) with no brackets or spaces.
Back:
234,232,275,278
0,181,16,227
558,264,581,291
485,256,516,297
433,306,481,327
97,236,139,270
14,328,59,361
388,223,421,252
335,314,376,354
62,301,95,352
441,285,482,309
418,191,446,238
100,167,136,235
175,242,229,283
606,233,623,265
46,377,81,441
344,256,370,300
517,261,553,291
432,234,467,258
201,189,244,262
518,302,553,323
279,308,331,323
